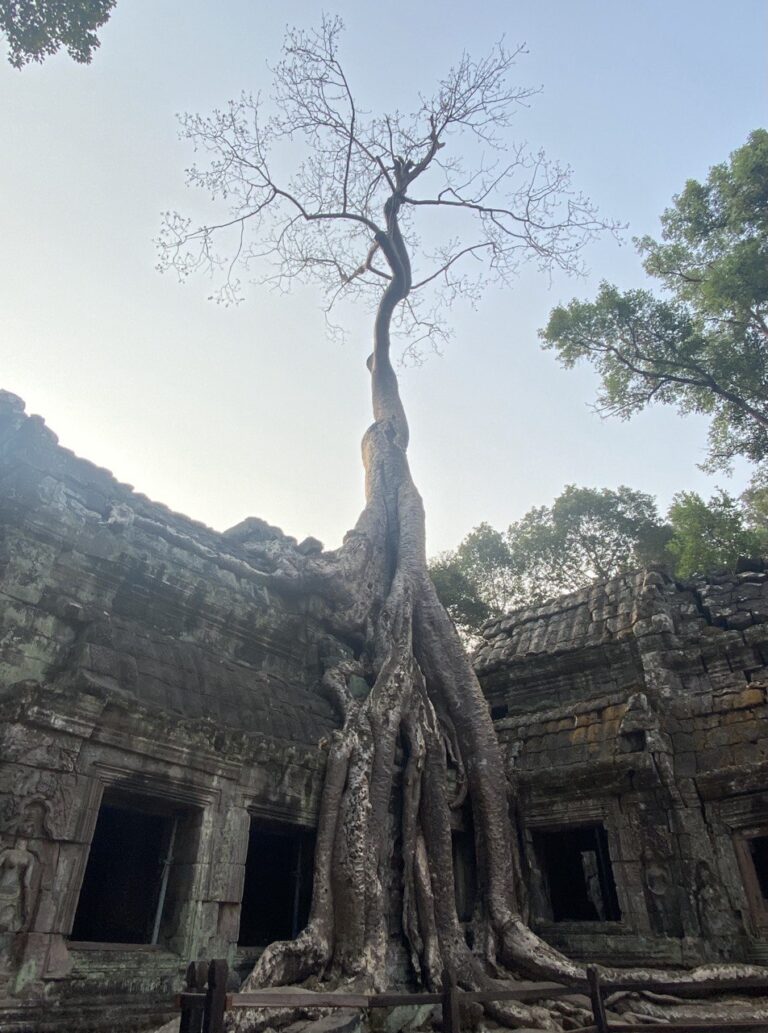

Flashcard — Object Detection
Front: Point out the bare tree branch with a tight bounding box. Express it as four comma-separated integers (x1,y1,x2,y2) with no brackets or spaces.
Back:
158,16,615,350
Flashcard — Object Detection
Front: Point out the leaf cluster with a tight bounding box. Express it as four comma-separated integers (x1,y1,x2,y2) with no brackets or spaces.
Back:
430,485,671,637
0,0,115,67
433,480,768,637
541,130,768,471
667,489,767,579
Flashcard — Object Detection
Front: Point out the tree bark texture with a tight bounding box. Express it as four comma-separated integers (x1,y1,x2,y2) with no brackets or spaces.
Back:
232,203,768,1032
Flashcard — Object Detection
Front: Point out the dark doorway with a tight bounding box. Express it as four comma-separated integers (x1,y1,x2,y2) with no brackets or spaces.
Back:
748,835,768,900
531,824,621,922
735,830,768,933
71,801,171,943
238,821,314,946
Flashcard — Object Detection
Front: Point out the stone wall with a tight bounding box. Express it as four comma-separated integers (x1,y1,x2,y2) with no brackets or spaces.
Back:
0,393,346,1031
4,387,768,1031
476,565,768,966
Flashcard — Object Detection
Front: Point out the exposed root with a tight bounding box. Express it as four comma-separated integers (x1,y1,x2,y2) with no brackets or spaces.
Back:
240,921,332,998
607,989,768,1024
231,296,768,1030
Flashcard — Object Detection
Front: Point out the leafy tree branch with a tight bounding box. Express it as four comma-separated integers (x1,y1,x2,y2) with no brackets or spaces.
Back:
541,130,768,472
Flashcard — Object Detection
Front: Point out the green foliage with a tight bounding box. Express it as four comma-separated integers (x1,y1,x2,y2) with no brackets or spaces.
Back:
428,551,492,641
430,486,671,637
526,484,672,589
541,131,768,472
741,470,768,532
428,522,520,640
433,482,768,637
667,490,766,578
448,523,520,615
0,0,115,67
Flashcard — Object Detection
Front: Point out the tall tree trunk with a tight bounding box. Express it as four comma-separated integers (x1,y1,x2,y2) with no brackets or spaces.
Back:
233,214,768,1032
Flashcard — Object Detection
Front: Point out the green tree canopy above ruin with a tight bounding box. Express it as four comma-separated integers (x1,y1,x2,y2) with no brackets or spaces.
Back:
431,486,672,636
541,130,768,474
668,489,766,579
433,483,768,638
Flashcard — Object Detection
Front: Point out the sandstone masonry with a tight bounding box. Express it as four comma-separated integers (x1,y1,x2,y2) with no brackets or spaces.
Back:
2,390,768,1031
476,563,768,968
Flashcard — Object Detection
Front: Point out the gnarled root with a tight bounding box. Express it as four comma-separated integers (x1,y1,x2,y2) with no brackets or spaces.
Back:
607,989,768,1025
231,397,768,1031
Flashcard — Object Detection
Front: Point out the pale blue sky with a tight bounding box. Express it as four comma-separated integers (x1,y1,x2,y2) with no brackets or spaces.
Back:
1,1,766,552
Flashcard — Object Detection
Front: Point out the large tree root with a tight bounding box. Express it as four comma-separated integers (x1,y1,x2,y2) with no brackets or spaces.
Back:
607,990,768,1025
229,289,768,1031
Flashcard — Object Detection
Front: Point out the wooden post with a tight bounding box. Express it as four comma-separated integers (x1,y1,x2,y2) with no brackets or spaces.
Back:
587,965,608,1033
180,961,204,1033
203,959,228,1033
441,968,460,1033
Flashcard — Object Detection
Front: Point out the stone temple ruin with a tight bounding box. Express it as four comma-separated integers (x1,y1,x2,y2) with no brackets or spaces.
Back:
2,388,768,1031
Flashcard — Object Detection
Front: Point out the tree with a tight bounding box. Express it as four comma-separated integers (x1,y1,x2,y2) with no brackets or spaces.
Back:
0,0,115,68
509,484,671,591
437,484,768,636
541,131,768,473
427,549,492,642
668,489,766,578
742,471,768,533
429,523,520,640
432,487,671,637
159,20,763,1027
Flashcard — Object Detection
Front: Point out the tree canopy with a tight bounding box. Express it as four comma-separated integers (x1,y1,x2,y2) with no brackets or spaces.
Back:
0,0,115,67
431,485,671,636
433,483,768,636
667,489,766,578
541,130,768,473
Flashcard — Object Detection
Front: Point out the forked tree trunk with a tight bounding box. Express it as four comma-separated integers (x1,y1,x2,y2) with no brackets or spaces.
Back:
233,208,768,1032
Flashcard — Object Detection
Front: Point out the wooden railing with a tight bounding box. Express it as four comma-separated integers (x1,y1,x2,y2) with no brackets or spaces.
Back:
176,959,768,1033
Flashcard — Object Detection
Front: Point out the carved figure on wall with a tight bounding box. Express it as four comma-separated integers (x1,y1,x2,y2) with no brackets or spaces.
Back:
582,851,607,921
642,846,684,938
0,801,47,935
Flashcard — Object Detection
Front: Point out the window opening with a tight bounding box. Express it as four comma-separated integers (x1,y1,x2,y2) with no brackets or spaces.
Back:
531,824,621,922
748,836,768,900
238,821,314,947
735,830,768,932
71,801,173,943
